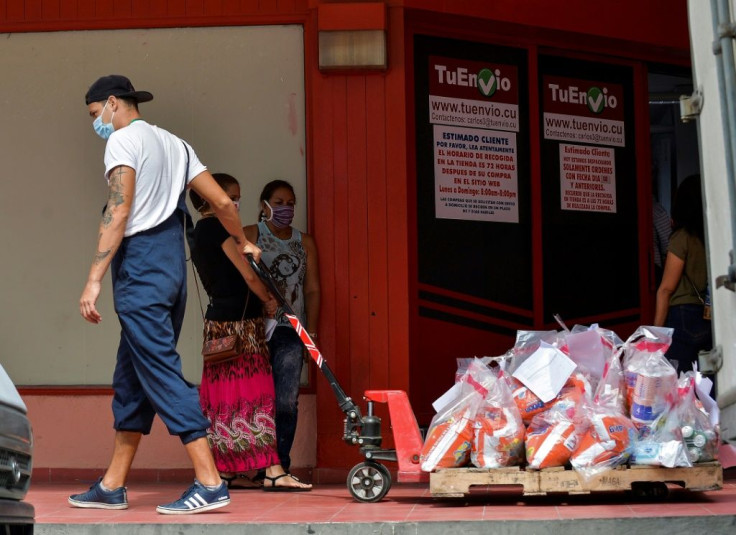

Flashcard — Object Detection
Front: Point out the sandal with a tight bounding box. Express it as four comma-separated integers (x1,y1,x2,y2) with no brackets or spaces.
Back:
262,473,312,492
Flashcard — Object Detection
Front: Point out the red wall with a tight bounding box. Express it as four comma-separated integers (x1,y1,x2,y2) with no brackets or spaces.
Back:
306,4,412,470
1,0,692,474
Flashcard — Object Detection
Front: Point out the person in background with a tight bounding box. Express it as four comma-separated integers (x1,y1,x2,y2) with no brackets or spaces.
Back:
70,75,260,514
652,199,672,288
654,174,712,373
190,174,311,492
245,179,320,474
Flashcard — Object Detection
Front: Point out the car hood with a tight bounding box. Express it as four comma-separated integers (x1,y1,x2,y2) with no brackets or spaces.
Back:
0,364,26,413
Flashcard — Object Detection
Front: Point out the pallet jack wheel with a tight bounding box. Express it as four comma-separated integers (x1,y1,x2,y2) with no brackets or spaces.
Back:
631,481,669,499
347,461,392,503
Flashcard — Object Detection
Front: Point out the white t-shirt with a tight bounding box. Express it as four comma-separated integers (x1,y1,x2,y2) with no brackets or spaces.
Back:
103,120,207,236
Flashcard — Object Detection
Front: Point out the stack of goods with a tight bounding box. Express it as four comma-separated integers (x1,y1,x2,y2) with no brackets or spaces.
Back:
420,324,720,474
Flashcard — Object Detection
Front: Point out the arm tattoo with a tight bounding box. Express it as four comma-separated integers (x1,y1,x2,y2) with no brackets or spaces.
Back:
102,167,127,228
101,206,113,227
94,249,112,265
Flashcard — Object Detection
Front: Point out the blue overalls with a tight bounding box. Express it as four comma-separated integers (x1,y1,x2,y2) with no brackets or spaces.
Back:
109,194,209,444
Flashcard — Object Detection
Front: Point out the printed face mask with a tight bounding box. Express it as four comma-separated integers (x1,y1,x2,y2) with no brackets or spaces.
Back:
92,101,115,140
265,201,295,228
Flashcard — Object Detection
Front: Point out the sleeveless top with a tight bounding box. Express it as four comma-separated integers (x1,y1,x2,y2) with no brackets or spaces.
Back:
256,221,307,326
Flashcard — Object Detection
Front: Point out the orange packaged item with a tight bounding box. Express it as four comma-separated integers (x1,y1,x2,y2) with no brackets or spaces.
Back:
472,407,525,468
571,413,636,470
420,408,475,472
525,416,578,469
511,374,587,425
509,377,550,424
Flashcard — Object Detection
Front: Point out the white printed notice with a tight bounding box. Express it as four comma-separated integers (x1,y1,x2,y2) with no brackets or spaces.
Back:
559,143,616,213
429,56,521,223
434,124,519,222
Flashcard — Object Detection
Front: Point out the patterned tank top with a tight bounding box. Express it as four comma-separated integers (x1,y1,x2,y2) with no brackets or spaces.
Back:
256,221,307,326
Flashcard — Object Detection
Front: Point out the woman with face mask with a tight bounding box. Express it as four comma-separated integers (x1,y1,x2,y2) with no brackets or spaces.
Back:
244,180,321,476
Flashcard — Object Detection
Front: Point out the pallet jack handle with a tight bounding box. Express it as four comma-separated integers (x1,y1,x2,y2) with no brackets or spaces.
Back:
246,255,364,426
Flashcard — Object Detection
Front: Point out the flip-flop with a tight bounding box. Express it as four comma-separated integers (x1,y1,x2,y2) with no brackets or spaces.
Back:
262,473,312,492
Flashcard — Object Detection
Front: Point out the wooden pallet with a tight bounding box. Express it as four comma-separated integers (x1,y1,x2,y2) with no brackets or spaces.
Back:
430,462,723,497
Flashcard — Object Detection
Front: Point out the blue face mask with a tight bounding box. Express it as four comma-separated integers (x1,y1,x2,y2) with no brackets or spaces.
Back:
92,101,115,140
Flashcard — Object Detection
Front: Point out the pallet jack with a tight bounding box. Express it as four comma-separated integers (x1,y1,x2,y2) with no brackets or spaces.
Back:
248,256,428,502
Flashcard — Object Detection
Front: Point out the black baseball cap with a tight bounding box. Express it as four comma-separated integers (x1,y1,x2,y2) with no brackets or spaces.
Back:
85,75,154,105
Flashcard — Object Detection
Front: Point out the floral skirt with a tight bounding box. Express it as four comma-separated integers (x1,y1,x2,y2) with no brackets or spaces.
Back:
199,317,280,472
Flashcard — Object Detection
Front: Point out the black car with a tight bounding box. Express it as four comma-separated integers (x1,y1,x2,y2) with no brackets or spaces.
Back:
0,364,34,534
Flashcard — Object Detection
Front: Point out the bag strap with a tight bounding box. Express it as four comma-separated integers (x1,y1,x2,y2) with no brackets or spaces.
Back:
190,261,250,323
683,271,705,305
180,142,196,254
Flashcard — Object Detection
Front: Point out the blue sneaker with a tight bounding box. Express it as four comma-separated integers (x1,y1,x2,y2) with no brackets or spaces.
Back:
68,477,128,510
156,480,230,515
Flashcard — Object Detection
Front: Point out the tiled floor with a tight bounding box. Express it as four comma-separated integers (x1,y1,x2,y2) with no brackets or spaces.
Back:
27,470,736,525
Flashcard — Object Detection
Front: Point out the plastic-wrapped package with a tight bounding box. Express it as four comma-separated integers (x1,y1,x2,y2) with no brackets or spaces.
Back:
593,346,627,413
420,406,475,471
630,396,692,468
510,372,587,425
621,326,673,413
471,371,525,468
564,323,623,391
525,407,580,469
619,331,677,432
627,353,677,432
420,359,494,472
571,413,637,475
571,347,637,479
509,375,549,424
677,373,719,463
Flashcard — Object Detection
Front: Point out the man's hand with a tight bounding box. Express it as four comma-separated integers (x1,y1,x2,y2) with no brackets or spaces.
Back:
80,280,103,324
243,242,262,263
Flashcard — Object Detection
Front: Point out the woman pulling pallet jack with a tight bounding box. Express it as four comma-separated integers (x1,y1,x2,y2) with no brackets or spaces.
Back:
247,256,427,502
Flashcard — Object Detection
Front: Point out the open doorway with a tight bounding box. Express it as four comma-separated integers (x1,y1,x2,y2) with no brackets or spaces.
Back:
648,69,701,211
648,68,700,293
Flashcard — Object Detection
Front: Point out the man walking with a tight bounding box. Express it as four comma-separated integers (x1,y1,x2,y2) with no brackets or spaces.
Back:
68,74,259,514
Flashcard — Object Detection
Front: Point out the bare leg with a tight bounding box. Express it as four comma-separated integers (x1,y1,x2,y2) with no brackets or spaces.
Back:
184,437,222,487
101,431,142,489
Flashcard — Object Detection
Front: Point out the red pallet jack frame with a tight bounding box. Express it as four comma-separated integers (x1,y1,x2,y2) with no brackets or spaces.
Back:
248,257,429,502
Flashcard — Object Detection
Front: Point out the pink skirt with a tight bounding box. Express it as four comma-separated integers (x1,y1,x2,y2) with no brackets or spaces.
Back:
199,317,280,472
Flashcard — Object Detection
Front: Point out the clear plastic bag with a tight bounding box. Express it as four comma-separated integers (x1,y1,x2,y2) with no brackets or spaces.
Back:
570,346,637,480
525,405,580,469
471,370,525,468
676,372,719,464
455,356,497,383
564,323,623,391
420,359,495,472
621,326,673,413
510,372,587,425
630,392,692,468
